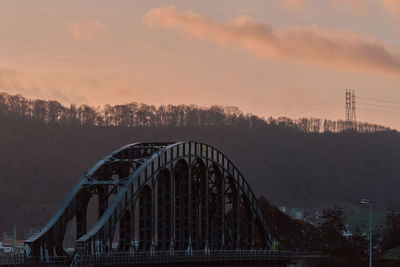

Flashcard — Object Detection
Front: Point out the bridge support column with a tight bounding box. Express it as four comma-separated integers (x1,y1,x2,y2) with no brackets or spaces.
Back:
248,214,255,250
157,169,172,251
170,163,175,253
220,170,225,249
76,192,90,240
204,160,209,251
130,203,135,252
234,191,241,250
174,160,190,250
151,176,156,252
187,157,193,253
119,210,132,251
98,186,108,219
138,186,152,251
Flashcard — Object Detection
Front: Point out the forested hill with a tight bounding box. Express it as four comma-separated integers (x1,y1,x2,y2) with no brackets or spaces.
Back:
0,117,399,237
0,92,399,238
0,92,390,133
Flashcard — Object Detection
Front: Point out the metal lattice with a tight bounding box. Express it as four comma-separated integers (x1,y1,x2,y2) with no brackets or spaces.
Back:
25,142,276,260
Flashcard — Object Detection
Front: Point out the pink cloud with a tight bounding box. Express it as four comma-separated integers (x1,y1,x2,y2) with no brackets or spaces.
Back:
332,0,370,15
279,0,369,15
143,6,400,76
280,0,399,16
64,20,108,41
0,67,89,104
382,0,400,13
279,0,312,11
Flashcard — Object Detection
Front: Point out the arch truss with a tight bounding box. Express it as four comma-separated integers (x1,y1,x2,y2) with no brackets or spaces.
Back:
25,142,276,259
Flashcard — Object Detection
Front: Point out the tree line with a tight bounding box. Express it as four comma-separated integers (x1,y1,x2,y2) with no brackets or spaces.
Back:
0,92,390,133
260,199,400,266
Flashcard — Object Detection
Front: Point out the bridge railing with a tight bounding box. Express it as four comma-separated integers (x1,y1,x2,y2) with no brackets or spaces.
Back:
80,250,321,265
0,250,320,266
0,254,69,265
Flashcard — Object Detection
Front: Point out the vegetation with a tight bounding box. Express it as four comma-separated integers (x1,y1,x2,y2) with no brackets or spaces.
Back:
258,201,380,266
317,206,369,266
258,197,319,251
0,92,390,133
382,213,400,250
0,92,399,246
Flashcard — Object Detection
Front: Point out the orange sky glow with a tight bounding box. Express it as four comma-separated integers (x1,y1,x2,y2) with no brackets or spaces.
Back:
0,0,399,129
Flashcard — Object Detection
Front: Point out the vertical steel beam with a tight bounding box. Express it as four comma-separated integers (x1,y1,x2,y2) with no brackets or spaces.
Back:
233,187,240,250
220,170,225,249
170,164,175,253
187,158,192,253
98,186,108,219
216,168,223,249
76,209,87,240
130,200,135,252
204,160,209,253
119,210,132,251
151,179,156,254
248,214,255,249
190,159,203,250
200,162,207,250
76,193,90,240
174,160,189,250
157,171,171,250
138,186,152,251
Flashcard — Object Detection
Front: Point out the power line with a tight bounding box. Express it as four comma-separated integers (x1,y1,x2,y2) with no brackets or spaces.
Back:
358,102,400,112
358,96,400,106
317,106,342,117
276,100,340,117
290,103,342,118
357,106,400,114
271,91,399,121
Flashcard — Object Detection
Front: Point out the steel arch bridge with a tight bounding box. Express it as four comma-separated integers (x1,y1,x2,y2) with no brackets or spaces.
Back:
25,142,277,260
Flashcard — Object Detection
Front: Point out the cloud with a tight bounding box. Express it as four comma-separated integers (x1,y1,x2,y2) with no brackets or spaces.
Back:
64,20,108,41
332,0,370,15
279,0,312,11
278,0,369,15
0,67,88,104
381,0,400,13
280,0,399,16
143,6,400,76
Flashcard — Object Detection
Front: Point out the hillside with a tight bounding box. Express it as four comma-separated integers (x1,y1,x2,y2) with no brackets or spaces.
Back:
0,117,399,238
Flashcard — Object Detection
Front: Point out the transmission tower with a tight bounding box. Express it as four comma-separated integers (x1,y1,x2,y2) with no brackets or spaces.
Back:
345,89,351,121
351,89,356,122
345,89,356,129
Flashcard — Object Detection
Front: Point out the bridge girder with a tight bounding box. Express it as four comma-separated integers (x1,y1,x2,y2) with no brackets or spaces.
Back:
25,142,276,259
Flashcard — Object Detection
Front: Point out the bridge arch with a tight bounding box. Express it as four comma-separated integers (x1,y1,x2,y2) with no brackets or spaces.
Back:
25,142,276,258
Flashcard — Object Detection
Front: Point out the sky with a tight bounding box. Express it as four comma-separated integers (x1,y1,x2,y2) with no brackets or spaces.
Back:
0,0,399,128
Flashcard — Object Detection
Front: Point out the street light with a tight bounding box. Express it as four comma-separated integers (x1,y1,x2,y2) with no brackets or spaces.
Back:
360,199,373,267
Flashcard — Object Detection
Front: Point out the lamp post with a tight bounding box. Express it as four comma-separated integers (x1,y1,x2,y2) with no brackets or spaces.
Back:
360,199,373,267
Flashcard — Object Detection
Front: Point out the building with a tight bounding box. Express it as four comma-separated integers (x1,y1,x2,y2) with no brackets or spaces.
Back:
0,239,25,254
279,206,324,226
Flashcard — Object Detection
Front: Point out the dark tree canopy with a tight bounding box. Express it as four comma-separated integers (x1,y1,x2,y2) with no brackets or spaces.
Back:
317,206,369,267
382,213,400,250
0,92,390,133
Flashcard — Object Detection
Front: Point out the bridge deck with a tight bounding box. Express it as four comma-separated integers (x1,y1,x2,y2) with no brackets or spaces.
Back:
0,250,320,266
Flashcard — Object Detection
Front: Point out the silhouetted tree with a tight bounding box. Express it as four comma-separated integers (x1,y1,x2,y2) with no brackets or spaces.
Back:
318,206,368,267
382,212,400,250
0,92,392,132
32,100,48,123
78,105,96,126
